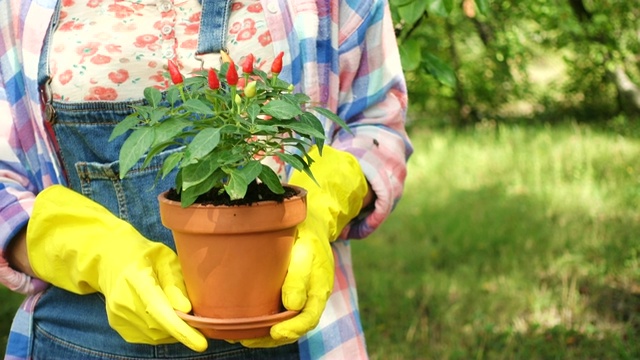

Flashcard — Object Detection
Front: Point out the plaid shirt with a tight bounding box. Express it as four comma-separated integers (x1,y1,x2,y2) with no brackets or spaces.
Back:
0,0,411,358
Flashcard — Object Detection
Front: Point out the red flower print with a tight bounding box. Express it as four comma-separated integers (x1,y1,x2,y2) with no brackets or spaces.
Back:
233,19,258,41
237,27,257,41
161,10,176,19
133,34,159,49
90,54,112,65
247,3,262,12
113,22,137,32
86,0,103,8
180,39,198,50
107,3,134,19
105,44,122,53
149,71,166,83
108,69,129,84
229,21,242,34
62,0,74,6
258,31,272,47
189,12,201,22
183,23,199,35
148,61,158,68
84,86,118,101
243,18,256,29
231,2,243,10
58,70,73,85
59,20,84,32
76,42,100,63
59,10,68,21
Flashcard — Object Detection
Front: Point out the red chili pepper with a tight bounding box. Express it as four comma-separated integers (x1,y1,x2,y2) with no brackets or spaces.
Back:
242,53,254,74
208,68,220,90
167,60,183,85
226,60,239,86
271,51,284,74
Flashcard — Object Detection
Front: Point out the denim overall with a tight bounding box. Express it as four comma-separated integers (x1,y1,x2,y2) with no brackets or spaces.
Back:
32,1,299,358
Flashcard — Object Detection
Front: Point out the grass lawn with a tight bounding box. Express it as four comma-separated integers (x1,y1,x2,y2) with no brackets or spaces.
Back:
0,287,24,354
2,122,639,358
352,121,640,359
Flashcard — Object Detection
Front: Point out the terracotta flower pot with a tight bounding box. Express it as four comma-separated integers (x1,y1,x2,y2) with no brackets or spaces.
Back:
157,185,307,339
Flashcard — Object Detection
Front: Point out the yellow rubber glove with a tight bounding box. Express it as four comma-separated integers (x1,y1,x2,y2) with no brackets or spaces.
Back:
26,185,208,352
240,145,369,347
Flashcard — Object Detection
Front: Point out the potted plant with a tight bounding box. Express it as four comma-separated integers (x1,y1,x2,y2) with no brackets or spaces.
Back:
109,52,349,340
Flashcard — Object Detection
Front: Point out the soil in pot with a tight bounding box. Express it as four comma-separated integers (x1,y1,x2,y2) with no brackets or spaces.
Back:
165,181,298,206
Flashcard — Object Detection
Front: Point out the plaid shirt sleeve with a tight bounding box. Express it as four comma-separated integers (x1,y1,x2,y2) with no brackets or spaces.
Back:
0,0,59,295
331,0,412,240
269,0,412,240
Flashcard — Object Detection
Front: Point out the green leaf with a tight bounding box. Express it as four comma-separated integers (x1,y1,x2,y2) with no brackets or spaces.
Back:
275,152,306,171
179,192,198,208
279,120,326,139
167,86,181,106
148,108,169,124
258,164,284,195
184,128,221,163
293,93,311,103
312,107,351,133
400,38,422,72
181,170,225,206
182,98,215,115
223,162,263,200
247,103,260,121
161,152,183,179
239,161,262,183
423,52,457,88
181,154,220,190
427,0,450,17
141,142,172,169
262,100,303,119
118,127,155,178
109,114,140,141
397,0,427,26
299,113,326,137
224,168,250,200
144,87,162,107
253,124,279,133
390,0,414,6
299,112,325,152
153,117,191,145
475,0,490,15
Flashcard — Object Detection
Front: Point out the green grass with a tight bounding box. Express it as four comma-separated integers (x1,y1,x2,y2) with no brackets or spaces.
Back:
353,122,640,359
1,287,24,354
2,122,639,358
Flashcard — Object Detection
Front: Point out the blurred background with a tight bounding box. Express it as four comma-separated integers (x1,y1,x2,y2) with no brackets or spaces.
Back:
2,0,640,358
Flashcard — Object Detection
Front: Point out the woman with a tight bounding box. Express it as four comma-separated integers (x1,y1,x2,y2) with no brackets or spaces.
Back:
0,0,412,358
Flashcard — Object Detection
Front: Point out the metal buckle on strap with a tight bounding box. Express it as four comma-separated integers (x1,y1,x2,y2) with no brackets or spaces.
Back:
39,78,56,124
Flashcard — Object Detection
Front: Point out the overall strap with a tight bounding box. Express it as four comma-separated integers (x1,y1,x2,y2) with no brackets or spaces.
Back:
197,0,234,54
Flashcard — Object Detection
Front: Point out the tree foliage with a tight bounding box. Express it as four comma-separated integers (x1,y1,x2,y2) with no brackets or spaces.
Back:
391,0,640,127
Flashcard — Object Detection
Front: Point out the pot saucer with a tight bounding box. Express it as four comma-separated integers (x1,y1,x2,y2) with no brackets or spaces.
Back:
176,310,299,340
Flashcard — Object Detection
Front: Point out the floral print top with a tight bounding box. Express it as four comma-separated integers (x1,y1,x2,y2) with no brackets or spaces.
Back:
48,0,285,176
49,0,275,102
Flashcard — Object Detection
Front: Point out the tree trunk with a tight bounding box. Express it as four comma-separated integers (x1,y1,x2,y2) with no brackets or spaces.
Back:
567,0,640,116
446,19,477,126
613,66,640,116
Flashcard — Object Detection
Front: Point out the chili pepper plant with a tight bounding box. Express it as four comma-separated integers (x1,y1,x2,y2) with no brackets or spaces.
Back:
110,52,348,207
